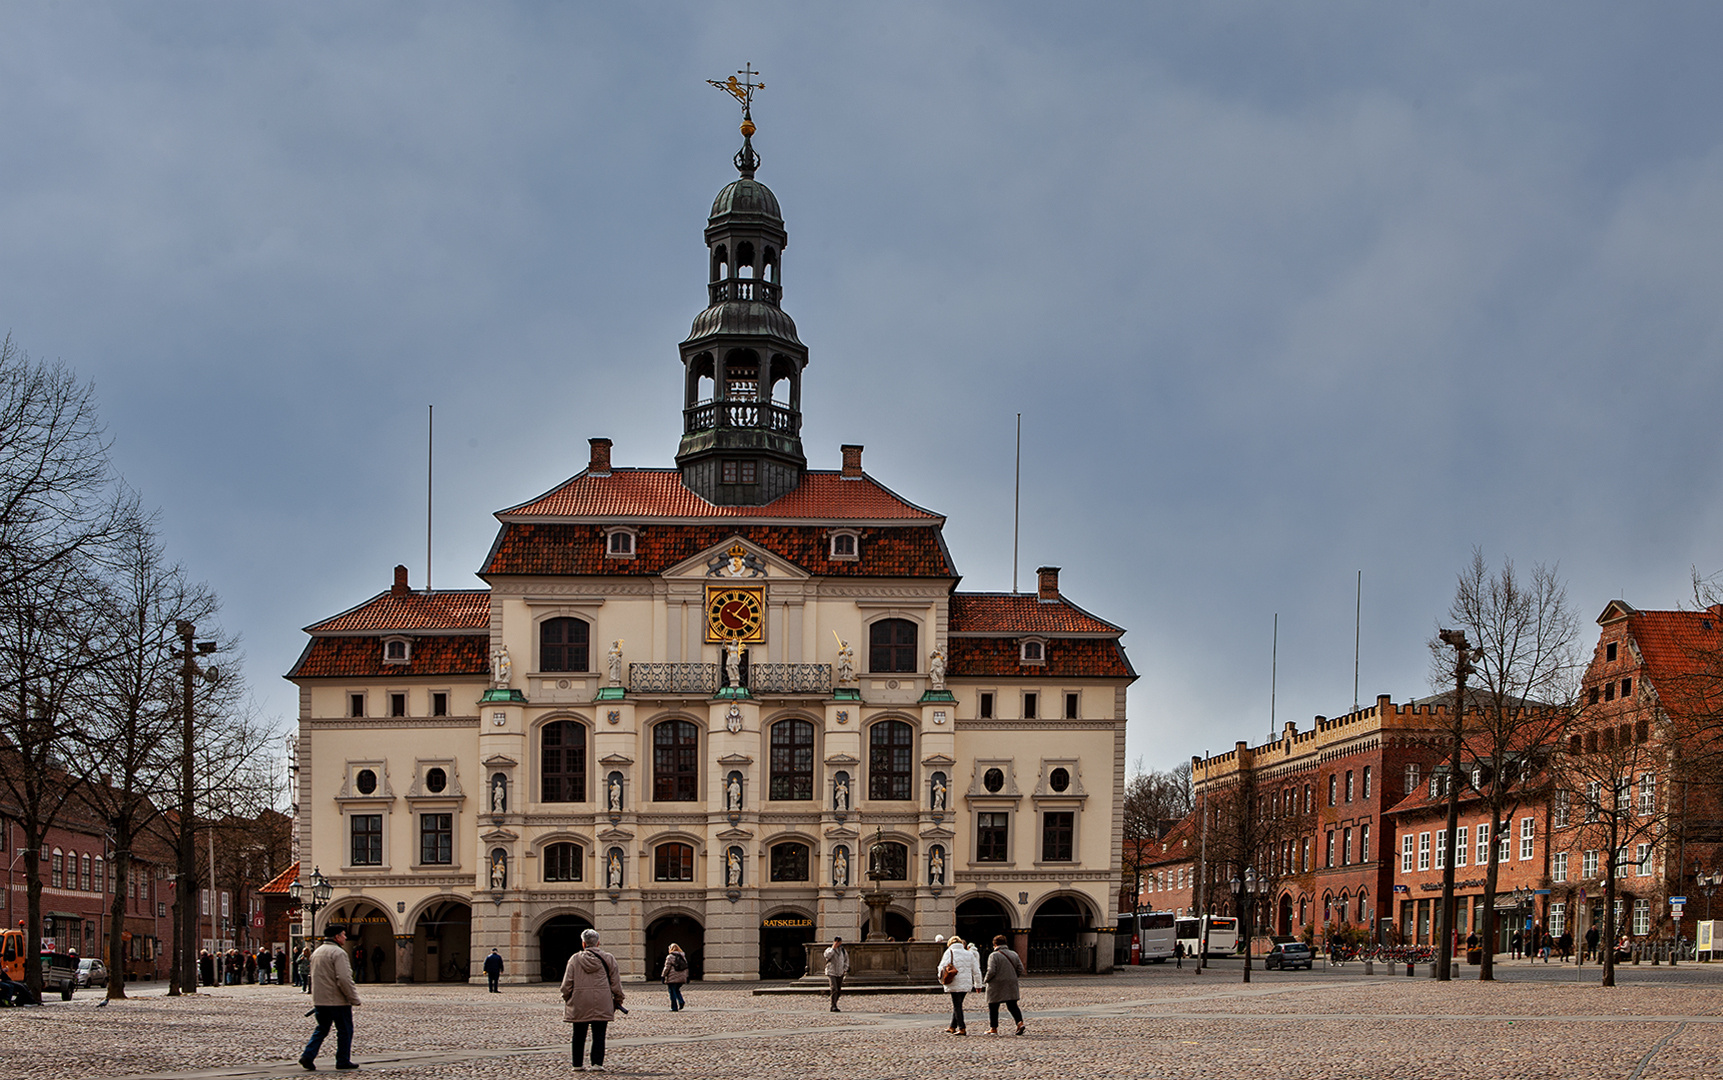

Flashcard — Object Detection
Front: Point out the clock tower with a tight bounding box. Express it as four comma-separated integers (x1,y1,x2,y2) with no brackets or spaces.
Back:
674,114,809,506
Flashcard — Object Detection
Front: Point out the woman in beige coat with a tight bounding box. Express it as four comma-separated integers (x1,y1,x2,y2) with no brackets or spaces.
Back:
561,929,625,1071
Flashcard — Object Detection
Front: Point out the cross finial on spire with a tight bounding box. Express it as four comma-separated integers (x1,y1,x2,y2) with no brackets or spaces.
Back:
708,63,765,178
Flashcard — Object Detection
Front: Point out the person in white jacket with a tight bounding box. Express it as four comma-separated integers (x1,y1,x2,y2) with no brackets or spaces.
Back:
937,934,984,1035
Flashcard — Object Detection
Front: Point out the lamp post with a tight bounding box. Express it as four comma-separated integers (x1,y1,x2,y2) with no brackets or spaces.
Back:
1697,866,1722,925
1231,867,1263,983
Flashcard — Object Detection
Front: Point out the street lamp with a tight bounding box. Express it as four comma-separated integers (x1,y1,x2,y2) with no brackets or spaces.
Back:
1696,865,1723,924
1231,867,1265,983
289,867,333,936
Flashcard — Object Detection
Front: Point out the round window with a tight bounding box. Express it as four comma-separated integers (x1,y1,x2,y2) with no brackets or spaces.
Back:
983,767,1005,793
425,767,448,793
1049,767,1070,792
355,769,377,795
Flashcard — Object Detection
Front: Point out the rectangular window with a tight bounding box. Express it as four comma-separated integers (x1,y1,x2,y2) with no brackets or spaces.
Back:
1404,763,1419,795
351,815,383,866
1401,834,1414,872
1362,766,1372,800
1345,770,1354,803
979,692,993,719
1606,641,1618,661
1586,781,1601,822
1520,817,1535,860
1582,849,1598,878
1435,829,1446,870
200,888,209,916
1500,829,1511,863
1632,898,1650,936
1064,692,1079,719
349,693,365,718
1476,823,1489,866
390,693,406,717
1041,811,1074,862
1550,901,1566,936
977,812,1009,862
1300,836,1309,872
1023,692,1038,719
1553,789,1569,828
1554,851,1568,882
1343,826,1353,865
1456,826,1469,867
1636,843,1652,876
1418,832,1431,871
1360,823,1370,862
420,813,453,865
221,892,229,918
1638,773,1655,815
1326,830,1335,868
1622,678,1633,699
51,852,63,889
432,692,448,717
1329,775,1337,806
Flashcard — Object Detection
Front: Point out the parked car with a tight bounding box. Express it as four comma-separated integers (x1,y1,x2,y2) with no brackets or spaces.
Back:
75,958,108,988
1265,942,1314,971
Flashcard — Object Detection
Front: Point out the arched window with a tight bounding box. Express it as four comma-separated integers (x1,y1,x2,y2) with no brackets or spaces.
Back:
94,856,104,895
541,720,587,803
769,719,815,801
711,244,728,281
541,617,590,672
868,720,914,801
1357,888,1368,924
543,842,583,882
868,619,918,673
770,842,810,881
653,720,699,802
81,854,92,891
655,842,695,881
51,849,63,888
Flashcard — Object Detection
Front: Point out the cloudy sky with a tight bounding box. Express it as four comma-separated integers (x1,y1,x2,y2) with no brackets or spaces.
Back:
4,2,1721,774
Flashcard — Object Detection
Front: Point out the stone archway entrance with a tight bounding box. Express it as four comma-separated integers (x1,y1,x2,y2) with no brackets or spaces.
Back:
759,911,815,980
646,914,704,982
956,896,1013,962
414,900,473,983
1278,893,1294,937
1028,895,1093,972
538,914,594,982
323,900,394,983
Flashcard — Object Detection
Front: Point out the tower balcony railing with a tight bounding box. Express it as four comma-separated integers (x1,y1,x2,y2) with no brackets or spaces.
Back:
683,400,801,436
708,278,782,305
626,662,832,696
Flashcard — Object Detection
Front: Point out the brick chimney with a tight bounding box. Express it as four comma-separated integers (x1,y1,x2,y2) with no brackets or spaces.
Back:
392,565,410,597
840,444,864,478
1036,566,1061,602
588,437,613,476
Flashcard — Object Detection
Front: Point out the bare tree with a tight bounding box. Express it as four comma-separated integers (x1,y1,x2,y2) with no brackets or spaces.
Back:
1435,552,1579,980
1199,767,1314,982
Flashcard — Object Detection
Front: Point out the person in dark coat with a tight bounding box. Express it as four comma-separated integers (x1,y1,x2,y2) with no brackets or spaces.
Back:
983,935,1026,1036
1584,926,1600,962
661,943,689,1011
352,942,366,983
199,949,216,987
370,944,385,984
276,949,288,985
484,948,504,993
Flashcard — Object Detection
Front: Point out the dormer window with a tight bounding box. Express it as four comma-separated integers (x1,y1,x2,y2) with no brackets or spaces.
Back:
1019,638,1046,665
383,637,411,665
605,527,638,559
829,531,859,560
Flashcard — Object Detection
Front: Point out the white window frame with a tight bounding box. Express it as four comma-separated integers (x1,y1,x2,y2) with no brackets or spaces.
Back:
1417,832,1431,871
827,530,859,561
1550,901,1566,936
1554,851,1568,882
1636,843,1652,877
1553,789,1569,828
1582,849,1598,878
1455,826,1468,867
1476,823,1489,866
1520,817,1535,861
1434,830,1446,870
1018,638,1047,666
1360,822,1370,862
382,636,412,665
1632,898,1651,935
1638,773,1656,816
604,526,638,559
1401,834,1414,873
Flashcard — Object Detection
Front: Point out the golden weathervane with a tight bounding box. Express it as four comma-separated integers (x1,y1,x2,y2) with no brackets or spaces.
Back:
708,63,764,136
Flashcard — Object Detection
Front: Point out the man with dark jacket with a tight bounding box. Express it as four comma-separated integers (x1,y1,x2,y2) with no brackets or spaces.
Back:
483,948,504,992
301,927,362,1071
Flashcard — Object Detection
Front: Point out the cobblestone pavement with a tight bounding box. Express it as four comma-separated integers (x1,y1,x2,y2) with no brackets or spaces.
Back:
5,962,1722,1080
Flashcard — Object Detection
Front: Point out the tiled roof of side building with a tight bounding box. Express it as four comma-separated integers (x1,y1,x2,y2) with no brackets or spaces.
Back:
949,592,1124,636
949,637,1136,679
304,590,491,634
484,522,958,578
1625,607,1723,701
258,861,300,895
288,635,491,679
499,468,943,522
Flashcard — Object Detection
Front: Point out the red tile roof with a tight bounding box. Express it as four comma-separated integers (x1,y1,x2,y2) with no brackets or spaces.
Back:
949,637,1136,679
288,635,491,679
949,593,1123,635
305,590,490,634
483,523,957,578
500,468,942,522
258,861,300,895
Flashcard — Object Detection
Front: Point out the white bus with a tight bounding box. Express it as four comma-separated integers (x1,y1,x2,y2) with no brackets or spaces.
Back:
1176,915,1240,958
1124,910,1178,962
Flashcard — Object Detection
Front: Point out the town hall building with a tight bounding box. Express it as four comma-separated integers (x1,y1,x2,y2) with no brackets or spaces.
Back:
288,114,1135,983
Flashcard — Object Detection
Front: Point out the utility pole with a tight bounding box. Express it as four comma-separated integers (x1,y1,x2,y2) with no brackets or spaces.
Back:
1436,629,1474,982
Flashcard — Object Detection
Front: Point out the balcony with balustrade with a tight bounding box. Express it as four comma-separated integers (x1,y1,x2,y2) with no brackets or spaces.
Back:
627,662,832,697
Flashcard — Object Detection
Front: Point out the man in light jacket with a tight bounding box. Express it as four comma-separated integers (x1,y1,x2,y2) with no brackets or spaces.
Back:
823,936,849,1012
301,927,362,1071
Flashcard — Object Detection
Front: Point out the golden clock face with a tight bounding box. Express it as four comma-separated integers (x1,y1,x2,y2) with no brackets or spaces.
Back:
705,585,765,642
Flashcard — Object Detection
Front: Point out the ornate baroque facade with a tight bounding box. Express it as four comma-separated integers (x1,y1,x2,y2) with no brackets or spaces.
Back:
288,125,1135,983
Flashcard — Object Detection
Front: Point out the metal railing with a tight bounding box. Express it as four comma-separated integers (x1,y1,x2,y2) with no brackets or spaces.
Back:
708,278,783,305
683,401,800,436
1027,944,1095,974
747,664,832,695
628,663,718,695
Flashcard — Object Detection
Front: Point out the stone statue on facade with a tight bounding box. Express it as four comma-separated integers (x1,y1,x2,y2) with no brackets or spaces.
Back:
608,776,623,813
607,639,624,686
725,639,743,688
833,847,848,887
932,777,947,812
833,775,849,812
929,848,944,885
928,645,947,690
490,853,506,890
726,774,743,812
490,775,506,813
727,848,742,888
493,645,512,687
834,634,855,685
607,850,623,889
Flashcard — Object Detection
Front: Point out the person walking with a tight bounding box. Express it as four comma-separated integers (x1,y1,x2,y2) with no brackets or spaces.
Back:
983,934,1026,1036
823,936,849,1013
300,927,362,1071
484,948,505,993
661,943,689,1011
1174,940,1183,969
1558,930,1573,962
937,934,983,1035
560,928,624,1072
370,945,385,984
1584,926,1600,963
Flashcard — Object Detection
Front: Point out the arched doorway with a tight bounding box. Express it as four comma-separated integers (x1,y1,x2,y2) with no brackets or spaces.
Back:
956,896,1013,962
323,900,394,983
414,900,472,983
538,913,594,983
859,910,913,942
1028,896,1093,973
759,910,815,980
646,914,704,982
1278,893,1294,937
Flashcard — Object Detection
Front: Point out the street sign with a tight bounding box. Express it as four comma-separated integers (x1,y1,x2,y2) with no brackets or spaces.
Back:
1670,896,1688,904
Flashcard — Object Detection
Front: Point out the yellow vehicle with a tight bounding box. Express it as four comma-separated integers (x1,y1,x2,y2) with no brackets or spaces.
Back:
1,927,77,1000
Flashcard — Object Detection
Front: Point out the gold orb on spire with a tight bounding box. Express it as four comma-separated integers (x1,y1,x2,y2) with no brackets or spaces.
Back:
740,118,755,137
